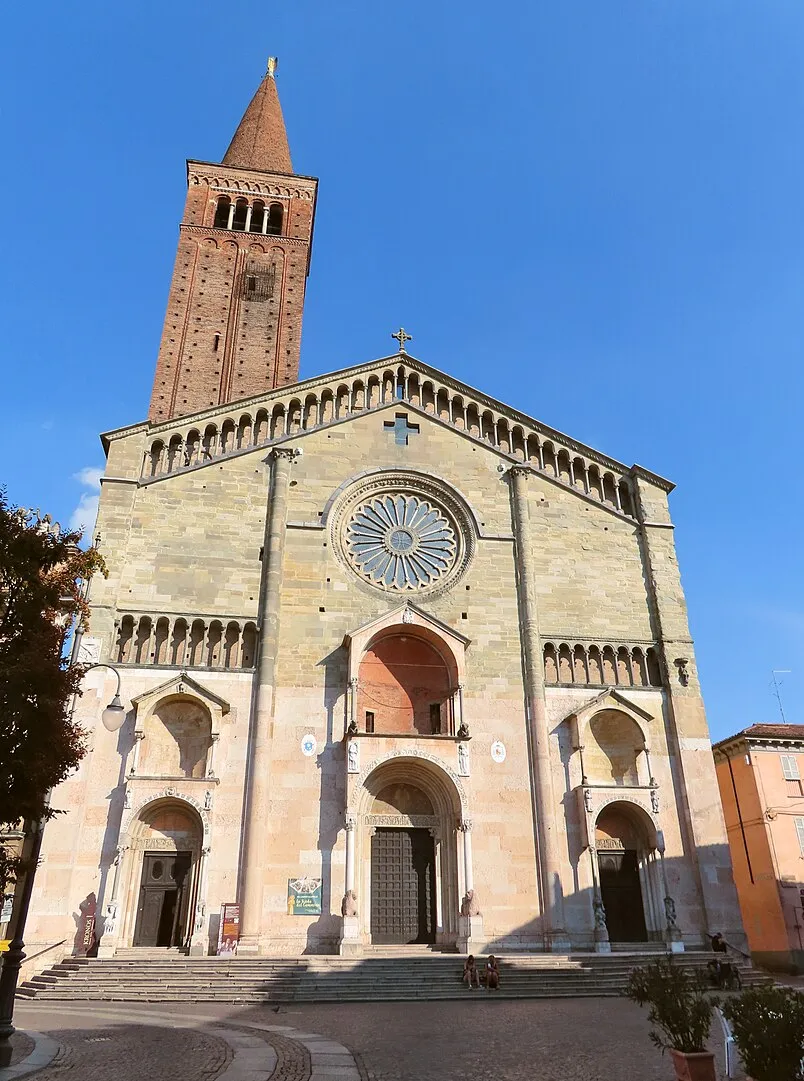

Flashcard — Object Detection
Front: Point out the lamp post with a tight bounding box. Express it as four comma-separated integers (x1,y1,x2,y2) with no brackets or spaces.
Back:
0,663,125,1066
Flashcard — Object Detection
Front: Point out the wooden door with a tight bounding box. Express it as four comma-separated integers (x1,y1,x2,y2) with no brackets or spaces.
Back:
371,829,434,944
598,848,647,942
133,852,193,947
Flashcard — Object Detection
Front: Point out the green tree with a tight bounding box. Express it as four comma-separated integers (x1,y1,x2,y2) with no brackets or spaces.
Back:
0,490,105,892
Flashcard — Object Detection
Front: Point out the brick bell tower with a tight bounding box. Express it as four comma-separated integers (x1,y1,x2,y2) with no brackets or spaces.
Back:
148,59,318,422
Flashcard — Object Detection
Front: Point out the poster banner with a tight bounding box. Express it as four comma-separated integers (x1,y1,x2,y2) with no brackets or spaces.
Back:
217,903,240,956
287,876,322,916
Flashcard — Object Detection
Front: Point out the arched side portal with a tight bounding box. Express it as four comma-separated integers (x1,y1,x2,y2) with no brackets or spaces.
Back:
347,754,467,947
594,801,662,943
112,796,206,952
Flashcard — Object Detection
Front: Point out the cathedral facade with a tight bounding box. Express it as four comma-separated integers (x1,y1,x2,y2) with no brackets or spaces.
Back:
29,65,745,958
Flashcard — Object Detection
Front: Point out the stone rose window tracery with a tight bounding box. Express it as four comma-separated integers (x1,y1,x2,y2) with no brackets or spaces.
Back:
346,494,457,590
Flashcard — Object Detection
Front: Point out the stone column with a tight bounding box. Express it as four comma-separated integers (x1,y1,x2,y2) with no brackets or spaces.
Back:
655,830,684,952
190,845,211,955
509,465,570,950
345,815,356,896
238,447,294,952
631,469,746,950
206,734,219,779
340,814,361,956
460,819,474,894
458,820,483,952
128,731,144,776
588,846,611,953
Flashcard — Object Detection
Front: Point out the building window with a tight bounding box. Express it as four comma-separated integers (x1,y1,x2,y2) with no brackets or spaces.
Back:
782,754,800,780
267,202,283,235
430,703,442,735
365,710,375,734
795,818,804,856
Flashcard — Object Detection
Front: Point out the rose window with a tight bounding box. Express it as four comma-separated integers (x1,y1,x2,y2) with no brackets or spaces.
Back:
345,494,457,590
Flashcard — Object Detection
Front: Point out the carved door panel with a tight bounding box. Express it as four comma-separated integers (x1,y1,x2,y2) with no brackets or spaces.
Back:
371,829,434,944
598,849,647,942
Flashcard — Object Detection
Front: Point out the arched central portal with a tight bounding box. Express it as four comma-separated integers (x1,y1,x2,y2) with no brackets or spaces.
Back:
354,755,464,949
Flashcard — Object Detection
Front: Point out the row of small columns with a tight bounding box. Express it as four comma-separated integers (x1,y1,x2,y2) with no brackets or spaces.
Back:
223,201,275,234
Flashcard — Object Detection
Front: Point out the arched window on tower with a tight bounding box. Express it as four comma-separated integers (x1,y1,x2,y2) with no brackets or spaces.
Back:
267,203,283,235
213,196,231,229
249,200,266,233
232,198,248,231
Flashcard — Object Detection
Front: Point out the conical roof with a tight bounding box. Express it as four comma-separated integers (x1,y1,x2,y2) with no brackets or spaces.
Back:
223,58,293,173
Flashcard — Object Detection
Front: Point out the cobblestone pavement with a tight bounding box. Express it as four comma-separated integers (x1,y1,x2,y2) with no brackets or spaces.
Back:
24,1024,232,1081
6,1030,34,1067
14,998,746,1081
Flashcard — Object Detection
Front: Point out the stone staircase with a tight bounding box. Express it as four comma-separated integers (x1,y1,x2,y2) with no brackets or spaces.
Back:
17,950,765,1003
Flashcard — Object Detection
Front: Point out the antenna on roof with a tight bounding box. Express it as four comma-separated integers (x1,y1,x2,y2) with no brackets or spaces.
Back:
772,670,792,724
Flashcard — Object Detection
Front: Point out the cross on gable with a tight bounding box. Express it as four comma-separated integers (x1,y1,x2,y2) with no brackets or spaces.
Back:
391,327,412,353
384,413,420,446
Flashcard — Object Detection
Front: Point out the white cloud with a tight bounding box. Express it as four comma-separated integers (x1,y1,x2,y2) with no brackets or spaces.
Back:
69,467,103,536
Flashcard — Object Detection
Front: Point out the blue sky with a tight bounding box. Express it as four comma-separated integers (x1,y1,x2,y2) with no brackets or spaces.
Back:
2,2,803,740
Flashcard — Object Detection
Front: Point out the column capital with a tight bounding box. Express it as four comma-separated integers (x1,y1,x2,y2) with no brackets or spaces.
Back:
508,463,535,480
271,446,296,463
345,813,358,832
458,818,473,833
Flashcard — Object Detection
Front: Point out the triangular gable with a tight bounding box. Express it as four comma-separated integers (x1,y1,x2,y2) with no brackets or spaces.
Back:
563,687,654,730
131,672,231,738
344,601,471,651
111,350,673,497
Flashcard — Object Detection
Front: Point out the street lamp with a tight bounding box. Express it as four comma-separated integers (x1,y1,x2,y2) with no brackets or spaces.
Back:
85,663,127,732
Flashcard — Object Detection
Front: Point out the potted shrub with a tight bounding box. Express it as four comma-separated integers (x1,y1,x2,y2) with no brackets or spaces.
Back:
723,985,804,1081
625,959,717,1081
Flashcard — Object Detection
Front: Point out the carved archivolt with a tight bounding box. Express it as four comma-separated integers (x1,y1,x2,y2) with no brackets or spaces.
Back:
351,748,469,817
120,787,210,841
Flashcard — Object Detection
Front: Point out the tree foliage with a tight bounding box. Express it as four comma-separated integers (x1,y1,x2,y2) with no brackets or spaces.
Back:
0,490,105,891
723,985,804,1081
625,959,716,1055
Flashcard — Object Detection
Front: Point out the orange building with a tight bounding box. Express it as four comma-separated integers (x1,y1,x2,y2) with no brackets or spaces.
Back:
713,725,804,973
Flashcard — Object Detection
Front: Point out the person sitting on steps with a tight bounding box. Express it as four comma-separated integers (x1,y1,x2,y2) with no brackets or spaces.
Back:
485,955,500,991
463,955,480,989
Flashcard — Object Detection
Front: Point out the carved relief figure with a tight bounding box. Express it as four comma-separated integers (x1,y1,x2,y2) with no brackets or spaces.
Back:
458,742,470,777
347,740,360,773
460,889,481,917
341,889,358,917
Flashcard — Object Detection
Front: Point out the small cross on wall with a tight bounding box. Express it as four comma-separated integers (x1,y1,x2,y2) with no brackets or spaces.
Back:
384,413,420,446
391,327,412,353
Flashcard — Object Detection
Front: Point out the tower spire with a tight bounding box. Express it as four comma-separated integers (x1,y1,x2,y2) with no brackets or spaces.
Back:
223,57,293,173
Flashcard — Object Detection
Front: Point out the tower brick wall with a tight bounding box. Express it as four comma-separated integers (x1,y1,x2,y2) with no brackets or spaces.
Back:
148,68,317,423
